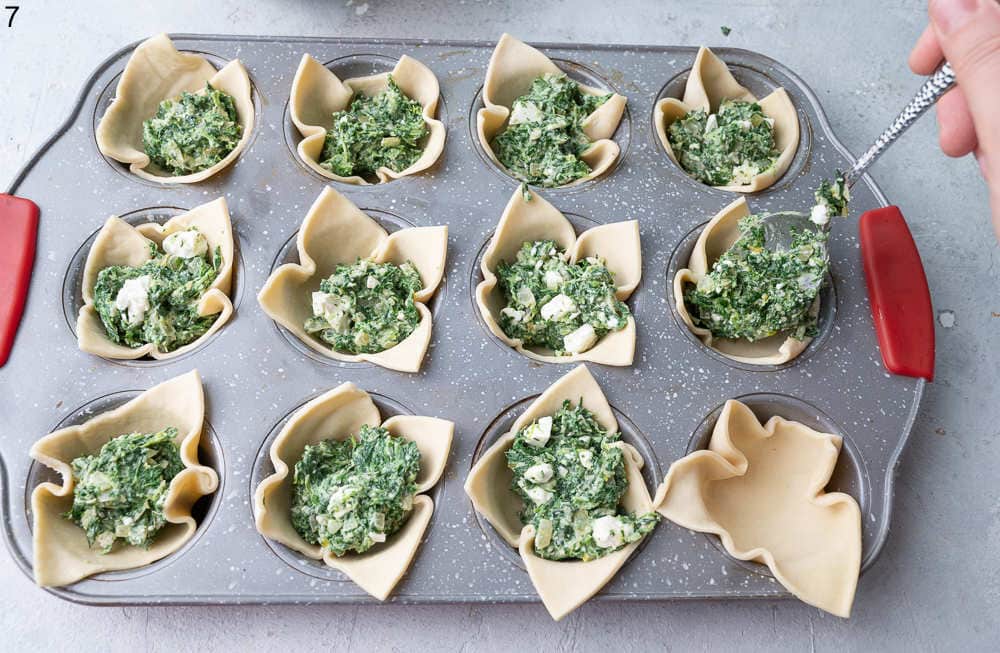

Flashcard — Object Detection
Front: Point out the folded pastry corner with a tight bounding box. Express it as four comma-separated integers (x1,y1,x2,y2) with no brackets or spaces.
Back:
96,33,254,183
290,52,445,184
257,187,447,372
654,399,861,618
654,46,799,192
30,369,218,587
253,383,453,600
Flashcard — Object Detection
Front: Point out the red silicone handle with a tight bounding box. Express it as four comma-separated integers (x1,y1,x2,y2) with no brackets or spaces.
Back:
0,194,39,367
859,205,934,381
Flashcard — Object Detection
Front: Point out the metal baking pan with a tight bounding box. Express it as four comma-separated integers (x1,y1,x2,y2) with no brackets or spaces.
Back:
0,34,923,605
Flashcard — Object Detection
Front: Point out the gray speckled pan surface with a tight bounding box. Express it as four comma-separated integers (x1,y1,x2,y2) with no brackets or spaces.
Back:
0,34,923,606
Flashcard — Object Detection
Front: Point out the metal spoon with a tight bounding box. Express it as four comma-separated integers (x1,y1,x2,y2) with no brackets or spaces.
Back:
760,62,957,252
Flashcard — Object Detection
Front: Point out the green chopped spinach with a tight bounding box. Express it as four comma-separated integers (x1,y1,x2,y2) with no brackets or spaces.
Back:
305,258,423,355
319,75,428,178
684,213,829,341
492,73,611,187
720,25,733,36
92,229,222,353
506,400,658,561
496,240,629,356
667,99,778,186
812,170,851,224
142,83,242,176
291,425,420,556
65,428,185,554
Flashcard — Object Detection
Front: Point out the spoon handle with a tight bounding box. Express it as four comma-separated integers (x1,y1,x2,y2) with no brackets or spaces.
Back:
844,62,956,188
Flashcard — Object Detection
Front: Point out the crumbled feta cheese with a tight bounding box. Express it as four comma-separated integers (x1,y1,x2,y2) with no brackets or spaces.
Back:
114,275,152,325
534,518,553,549
515,286,535,306
704,113,718,133
524,462,554,484
737,119,753,130
543,269,563,290
522,416,553,448
162,229,208,258
810,203,830,226
366,275,379,289
509,100,545,125
312,292,351,332
501,306,525,323
369,532,386,543
592,515,626,548
731,162,759,185
526,486,553,504
540,294,576,321
578,449,593,468
563,323,597,354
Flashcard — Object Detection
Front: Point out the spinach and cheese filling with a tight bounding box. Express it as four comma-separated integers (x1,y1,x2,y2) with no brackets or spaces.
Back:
492,73,611,187
305,258,423,355
506,400,659,561
92,228,222,353
142,83,242,176
810,171,851,226
319,75,428,179
667,99,778,186
496,240,630,356
64,428,185,553
684,213,829,342
290,425,420,556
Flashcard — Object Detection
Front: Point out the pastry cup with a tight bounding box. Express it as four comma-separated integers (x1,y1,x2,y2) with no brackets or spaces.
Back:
76,197,235,360
464,365,655,620
673,196,818,365
30,370,219,587
253,383,453,600
257,187,447,373
654,46,799,192
477,33,627,187
653,399,861,617
290,53,446,184
96,33,254,184
476,186,640,365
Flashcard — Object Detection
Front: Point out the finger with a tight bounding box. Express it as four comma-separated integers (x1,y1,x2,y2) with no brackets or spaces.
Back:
909,24,945,73
936,88,978,157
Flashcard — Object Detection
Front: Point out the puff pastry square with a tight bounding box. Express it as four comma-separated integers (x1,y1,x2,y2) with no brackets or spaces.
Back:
76,197,235,360
477,33,626,187
464,365,655,620
653,399,861,617
30,370,219,587
254,383,453,600
654,46,799,192
96,33,254,184
673,196,818,365
257,187,447,372
289,53,446,184
476,186,640,365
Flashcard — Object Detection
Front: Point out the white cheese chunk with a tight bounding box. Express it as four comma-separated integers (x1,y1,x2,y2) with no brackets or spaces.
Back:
509,100,544,125
312,292,351,332
526,486,553,504
737,119,753,130
563,323,598,354
704,113,718,133
366,275,379,289
515,286,536,306
540,294,576,321
522,416,553,448
810,203,830,226
114,275,152,326
592,515,626,549
501,306,525,323
543,269,564,290
534,518,553,549
578,449,594,469
369,532,386,543
524,463,554,484
162,230,208,259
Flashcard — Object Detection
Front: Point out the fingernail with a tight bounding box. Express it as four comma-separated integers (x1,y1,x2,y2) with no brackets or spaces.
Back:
930,0,980,34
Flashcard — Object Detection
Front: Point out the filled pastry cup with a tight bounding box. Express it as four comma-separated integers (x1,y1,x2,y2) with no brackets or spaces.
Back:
253,382,453,600
96,33,254,184
653,399,861,618
464,365,656,620
76,197,236,360
257,187,447,373
477,33,627,187
654,46,799,192
290,53,446,184
30,370,219,587
673,196,818,365
476,186,640,365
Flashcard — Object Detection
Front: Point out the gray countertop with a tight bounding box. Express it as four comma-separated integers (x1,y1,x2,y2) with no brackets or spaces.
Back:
1,1,997,650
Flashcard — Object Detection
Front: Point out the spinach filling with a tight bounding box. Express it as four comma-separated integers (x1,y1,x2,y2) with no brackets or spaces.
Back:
290,425,420,556
684,213,829,342
811,171,851,225
492,73,611,187
305,258,423,355
496,240,630,356
319,75,428,179
65,428,185,554
142,83,242,176
92,229,222,353
667,99,778,186
506,400,659,561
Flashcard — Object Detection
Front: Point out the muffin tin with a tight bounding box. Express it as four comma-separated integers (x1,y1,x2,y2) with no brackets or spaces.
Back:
0,35,924,605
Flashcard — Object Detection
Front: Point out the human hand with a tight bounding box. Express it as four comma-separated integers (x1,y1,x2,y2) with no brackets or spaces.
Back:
910,0,1000,240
